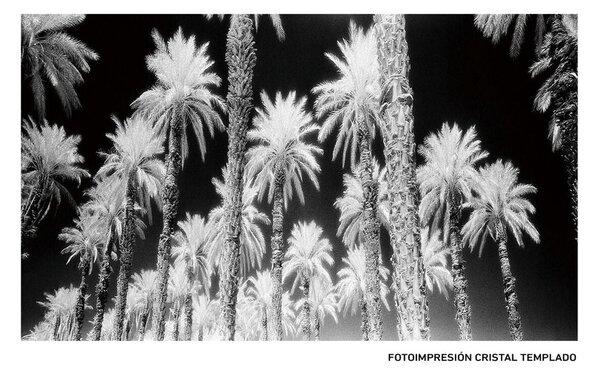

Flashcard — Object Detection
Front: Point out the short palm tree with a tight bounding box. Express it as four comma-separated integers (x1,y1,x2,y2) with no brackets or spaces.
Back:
334,157,389,248
167,263,188,341
206,13,284,341
21,14,98,118
132,27,224,340
37,285,86,340
307,278,339,341
313,22,385,340
96,115,164,340
21,118,89,258
193,294,219,341
131,269,157,340
245,270,272,340
283,221,333,340
208,168,270,278
172,213,212,340
417,122,488,341
462,160,540,340
246,90,322,340
58,212,103,340
336,245,390,340
420,227,453,299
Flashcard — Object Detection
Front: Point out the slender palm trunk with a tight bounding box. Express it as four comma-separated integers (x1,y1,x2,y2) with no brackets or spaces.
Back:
374,14,430,341
74,260,89,341
183,261,194,341
152,109,183,341
172,305,182,341
269,170,285,340
449,198,472,341
313,314,321,341
197,324,204,341
260,306,268,341
301,274,311,341
113,174,137,340
217,14,256,340
360,298,369,341
91,235,113,340
495,222,523,340
357,117,383,341
138,307,150,341
52,314,60,341
21,174,49,258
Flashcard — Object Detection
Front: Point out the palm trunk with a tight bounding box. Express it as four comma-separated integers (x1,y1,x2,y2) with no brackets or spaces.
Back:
374,13,430,341
91,235,113,340
360,298,369,341
260,306,268,341
52,314,60,341
217,14,256,340
548,14,578,236
495,222,523,340
74,261,89,341
113,174,137,340
152,108,183,341
357,117,383,341
301,273,311,341
138,308,150,341
183,261,194,341
21,173,49,259
197,324,204,341
449,198,472,341
172,305,182,341
269,170,285,340
313,313,320,341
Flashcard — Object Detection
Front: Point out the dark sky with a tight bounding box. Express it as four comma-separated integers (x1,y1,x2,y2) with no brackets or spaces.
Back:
21,14,577,340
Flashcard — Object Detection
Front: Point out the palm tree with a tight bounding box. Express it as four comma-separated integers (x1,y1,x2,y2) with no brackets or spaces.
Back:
96,115,164,340
283,221,333,340
21,14,98,118
167,263,188,341
475,15,578,234
417,122,489,340
100,308,116,340
244,270,272,340
58,211,103,340
132,27,225,340
420,227,453,300
131,269,157,340
336,245,391,340
307,278,339,341
246,90,322,340
206,14,285,341
334,157,389,248
462,160,540,340
21,118,89,259
37,285,86,340
193,293,219,341
172,213,212,340
373,14,430,341
208,168,270,277
312,22,384,340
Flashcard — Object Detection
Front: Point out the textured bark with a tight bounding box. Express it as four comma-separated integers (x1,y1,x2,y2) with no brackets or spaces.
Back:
269,170,285,340
374,14,430,341
217,14,256,340
21,173,49,258
357,117,383,341
449,198,472,341
152,108,184,341
313,313,321,341
360,298,369,341
172,306,181,341
138,309,150,341
197,325,204,341
260,306,268,341
301,274,311,341
74,259,89,341
182,261,194,341
495,222,523,341
113,174,137,340
90,236,113,341
52,314,60,341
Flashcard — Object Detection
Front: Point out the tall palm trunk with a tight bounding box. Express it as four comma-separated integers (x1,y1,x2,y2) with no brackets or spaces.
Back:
448,197,472,341
269,170,285,340
260,306,268,341
357,117,383,340
360,298,369,341
21,173,49,258
374,14,430,341
495,222,523,341
183,262,194,341
301,273,311,341
113,174,137,340
74,258,90,341
172,305,182,341
152,108,184,340
138,306,150,341
91,235,113,340
217,14,256,340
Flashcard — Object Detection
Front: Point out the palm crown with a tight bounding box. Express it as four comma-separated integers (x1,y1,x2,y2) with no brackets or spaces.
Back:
58,210,104,272
132,28,225,165
207,168,270,277
462,160,540,254
417,122,489,242
420,227,453,299
305,278,339,328
21,14,99,118
312,22,381,167
334,157,390,247
246,90,322,208
172,213,212,294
